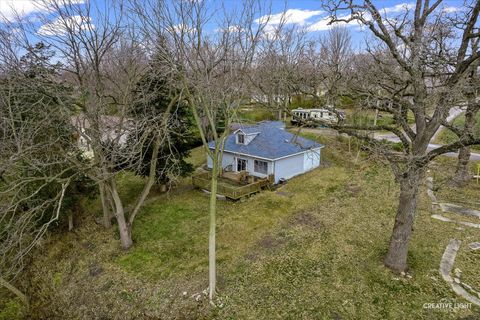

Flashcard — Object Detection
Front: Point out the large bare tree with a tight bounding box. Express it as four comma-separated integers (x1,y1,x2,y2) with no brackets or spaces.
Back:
319,0,480,272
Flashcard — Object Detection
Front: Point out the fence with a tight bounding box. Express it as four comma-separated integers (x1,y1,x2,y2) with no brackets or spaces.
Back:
192,172,273,200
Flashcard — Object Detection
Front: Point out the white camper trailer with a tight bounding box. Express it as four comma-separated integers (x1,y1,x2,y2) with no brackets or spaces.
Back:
291,107,345,126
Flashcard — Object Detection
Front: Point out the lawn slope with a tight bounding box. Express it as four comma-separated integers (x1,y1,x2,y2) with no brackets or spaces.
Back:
3,136,478,319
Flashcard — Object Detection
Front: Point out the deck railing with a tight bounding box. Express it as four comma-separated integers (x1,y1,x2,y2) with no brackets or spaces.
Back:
192,171,273,200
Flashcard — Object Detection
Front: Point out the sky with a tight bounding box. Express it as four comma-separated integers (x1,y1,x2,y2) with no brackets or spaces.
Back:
0,0,468,48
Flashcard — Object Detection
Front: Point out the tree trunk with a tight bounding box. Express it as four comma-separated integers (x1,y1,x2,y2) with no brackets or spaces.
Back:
452,99,477,186
99,182,112,228
208,156,218,301
384,168,423,272
208,157,218,301
68,212,74,231
0,276,29,308
116,212,133,250
108,179,133,249
452,146,472,187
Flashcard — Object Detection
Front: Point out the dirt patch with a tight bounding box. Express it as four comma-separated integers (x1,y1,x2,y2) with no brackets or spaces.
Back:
258,233,287,251
320,159,333,168
344,183,361,196
246,212,323,262
81,241,96,251
276,191,291,197
289,212,324,230
89,262,103,277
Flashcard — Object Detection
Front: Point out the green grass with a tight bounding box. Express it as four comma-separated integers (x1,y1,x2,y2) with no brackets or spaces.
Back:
0,297,23,320
435,112,480,151
17,136,480,319
237,106,277,122
345,110,415,128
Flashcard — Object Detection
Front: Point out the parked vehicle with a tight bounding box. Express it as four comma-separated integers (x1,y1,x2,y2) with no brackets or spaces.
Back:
291,107,345,126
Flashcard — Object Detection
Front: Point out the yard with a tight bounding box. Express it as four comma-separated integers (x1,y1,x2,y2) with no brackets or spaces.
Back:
435,112,480,152
2,135,480,319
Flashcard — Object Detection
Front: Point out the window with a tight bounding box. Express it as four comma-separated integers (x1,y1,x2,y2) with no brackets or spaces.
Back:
254,160,268,174
237,133,245,144
237,158,247,171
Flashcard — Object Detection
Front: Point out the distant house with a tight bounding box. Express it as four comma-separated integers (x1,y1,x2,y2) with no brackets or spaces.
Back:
207,121,324,184
291,107,345,125
71,115,133,156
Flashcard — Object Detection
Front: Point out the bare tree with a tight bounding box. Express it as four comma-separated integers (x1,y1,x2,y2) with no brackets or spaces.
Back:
11,0,185,249
317,26,353,104
451,40,480,186
251,19,307,118
0,37,74,307
129,0,269,300
319,0,480,272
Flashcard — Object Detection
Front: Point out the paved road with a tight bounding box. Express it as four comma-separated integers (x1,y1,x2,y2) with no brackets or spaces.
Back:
372,106,480,160
373,106,465,143
303,106,480,160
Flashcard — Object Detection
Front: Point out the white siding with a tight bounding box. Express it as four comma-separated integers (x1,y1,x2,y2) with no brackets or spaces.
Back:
244,133,257,145
207,152,273,179
273,153,305,183
207,152,236,170
208,148,322,184
303,148,321,172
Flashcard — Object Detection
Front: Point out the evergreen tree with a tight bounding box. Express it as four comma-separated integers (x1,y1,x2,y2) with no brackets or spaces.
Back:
129,53,194,186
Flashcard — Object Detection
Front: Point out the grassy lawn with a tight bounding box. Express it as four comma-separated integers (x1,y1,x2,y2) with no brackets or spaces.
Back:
237,105,278,123
4,135,480,319
345,109,415,129
435,112,480,151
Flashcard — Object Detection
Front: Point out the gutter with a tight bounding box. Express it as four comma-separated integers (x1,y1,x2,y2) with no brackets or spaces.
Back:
208,145,324,161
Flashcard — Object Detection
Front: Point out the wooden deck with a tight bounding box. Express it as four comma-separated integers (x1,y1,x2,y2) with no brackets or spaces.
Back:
192,171,273,200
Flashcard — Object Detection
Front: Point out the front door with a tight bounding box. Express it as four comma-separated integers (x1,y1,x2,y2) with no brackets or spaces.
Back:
237,158,247,172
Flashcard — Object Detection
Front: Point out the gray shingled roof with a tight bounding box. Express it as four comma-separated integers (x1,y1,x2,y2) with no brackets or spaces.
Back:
208,121,324,160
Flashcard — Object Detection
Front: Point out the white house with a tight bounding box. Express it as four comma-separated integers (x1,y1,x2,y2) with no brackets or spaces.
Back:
207,121,324,184
71,115,133,157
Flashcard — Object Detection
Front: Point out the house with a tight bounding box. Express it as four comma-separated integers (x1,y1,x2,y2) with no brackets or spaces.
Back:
207,121,324,184
71,115,133,157
291,107,345,125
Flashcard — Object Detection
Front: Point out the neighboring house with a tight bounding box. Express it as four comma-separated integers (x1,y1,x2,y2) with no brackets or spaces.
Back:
291,107,345,125
71,115,133,156
207,121,324,184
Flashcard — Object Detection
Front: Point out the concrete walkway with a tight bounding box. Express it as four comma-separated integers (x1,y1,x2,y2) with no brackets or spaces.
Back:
439,239,480,306
426,176,480,306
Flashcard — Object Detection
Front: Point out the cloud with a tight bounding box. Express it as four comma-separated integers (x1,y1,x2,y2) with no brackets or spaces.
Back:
215,24,243,34
38,15,94,36
170,23,196,34
380,2,414,14
307,15,347,32
256,9,323,26
0,0,85,21
442,6,460,13
0,0,41,20
307,3,414,32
